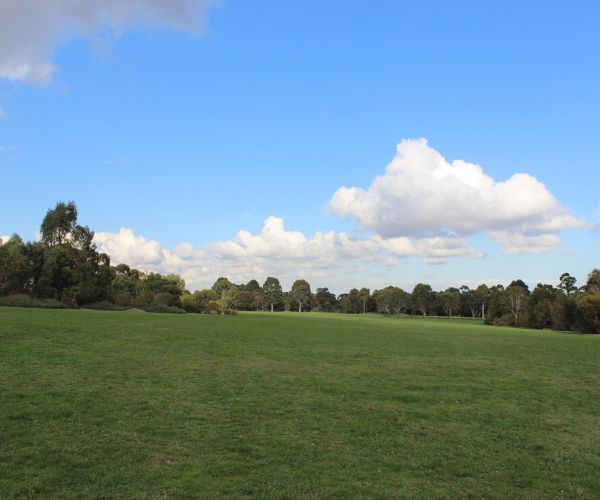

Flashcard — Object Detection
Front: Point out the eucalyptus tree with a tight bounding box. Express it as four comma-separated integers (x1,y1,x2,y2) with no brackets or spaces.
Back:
263,276,283,312
291,279,312,313
558,273,577,297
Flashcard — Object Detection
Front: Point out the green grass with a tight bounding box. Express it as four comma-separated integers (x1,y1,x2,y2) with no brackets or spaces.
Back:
1,308,599,499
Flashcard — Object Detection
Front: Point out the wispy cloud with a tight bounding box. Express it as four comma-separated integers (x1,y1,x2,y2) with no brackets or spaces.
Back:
0,0,216,85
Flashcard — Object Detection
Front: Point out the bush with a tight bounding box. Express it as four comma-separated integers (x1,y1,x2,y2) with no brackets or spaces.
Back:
143,304,186,314
180,294,202,313
492,313,514,327
112,292,132,308
0,294,72,309
80,301,124,311
206,300,221,314
153,292,179,307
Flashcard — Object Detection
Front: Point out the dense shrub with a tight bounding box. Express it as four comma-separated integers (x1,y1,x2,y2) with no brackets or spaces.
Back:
180,294,202,313
492,313,513,327
143,304,186,314
154,292,179,307
0,294,72,309
80,301,124,311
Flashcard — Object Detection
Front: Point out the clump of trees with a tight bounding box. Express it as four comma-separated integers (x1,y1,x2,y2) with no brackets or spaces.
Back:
1,202,599,332
0,202,186,312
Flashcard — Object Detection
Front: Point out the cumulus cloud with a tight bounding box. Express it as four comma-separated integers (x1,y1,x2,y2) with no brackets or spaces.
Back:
93,216,483,291
0,0,214,84
329,138,585,254
94,228,166,267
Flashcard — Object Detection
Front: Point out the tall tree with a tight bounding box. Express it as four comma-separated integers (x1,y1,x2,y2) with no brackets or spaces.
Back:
558,273,577,297
358,288,370,314
411,283,434,317
315,287,337,312
291,279,311,313
475,284,491,319
505,280,530,326
584,269,600,294
212,277,233,301
262,276,283,312
40,201,79,246
439,288,460,317
212,277,233,313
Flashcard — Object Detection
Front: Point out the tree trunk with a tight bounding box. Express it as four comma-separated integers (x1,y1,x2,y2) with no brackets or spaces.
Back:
271,302,274,313
298,301,302,313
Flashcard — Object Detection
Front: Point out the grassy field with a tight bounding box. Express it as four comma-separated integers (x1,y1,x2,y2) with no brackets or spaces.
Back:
1,308,599,498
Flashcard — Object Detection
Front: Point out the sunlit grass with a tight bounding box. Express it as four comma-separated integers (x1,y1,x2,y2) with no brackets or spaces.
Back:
1,308,599,498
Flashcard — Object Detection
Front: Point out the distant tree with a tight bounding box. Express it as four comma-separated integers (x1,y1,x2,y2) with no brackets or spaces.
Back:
0,235,29,295
291,279,311,313
528,284,558,329
315,287,337,312
558,273,577,297
411,283,434,317
373,286,409,315
575,295,600,333
114,263,131,275
337,293,349,313
192,289,218,312
358,288,370,314
347,288,361,313
505,280,530,326
475,284,491,319
584,269,600,294
245,279,261,293
439,288,460,317
223,286,238,311
40,201,79,247
212,277,233,302
38,245,78,300
252,291,263,311
236,290,252,310
263,276,283,312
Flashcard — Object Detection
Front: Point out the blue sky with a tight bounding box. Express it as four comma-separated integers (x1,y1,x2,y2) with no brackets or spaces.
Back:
0,0,598,292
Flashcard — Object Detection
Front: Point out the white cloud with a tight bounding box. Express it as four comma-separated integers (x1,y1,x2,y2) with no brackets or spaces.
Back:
94,228,165,267
0,0,214,85
93,216,484,291
489,231,561,255
329,138,585,254
0,235,10,244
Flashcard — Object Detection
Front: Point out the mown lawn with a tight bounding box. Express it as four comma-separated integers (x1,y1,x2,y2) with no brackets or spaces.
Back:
1,307,599,498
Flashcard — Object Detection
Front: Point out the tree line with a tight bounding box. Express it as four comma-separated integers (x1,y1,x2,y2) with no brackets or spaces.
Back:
1,202,599,333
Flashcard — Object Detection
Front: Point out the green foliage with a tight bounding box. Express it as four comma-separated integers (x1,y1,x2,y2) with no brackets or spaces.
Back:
576,295,600,333
290,279,312,312
315,287,337,312
262,276,283,312
2,202,600,327
411,283,434,316
0,294,71,309
142,304,186,314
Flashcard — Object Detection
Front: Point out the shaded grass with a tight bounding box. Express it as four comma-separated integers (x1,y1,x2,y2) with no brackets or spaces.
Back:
1,308,599,498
